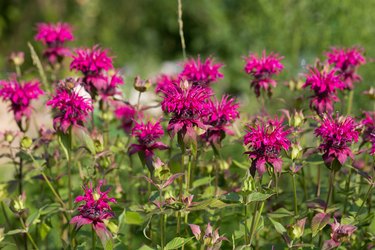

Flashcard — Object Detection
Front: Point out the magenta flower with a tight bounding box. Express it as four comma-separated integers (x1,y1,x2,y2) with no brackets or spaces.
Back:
35,22,74,65
98,72,124,100
326,47,366,89
114,103,137,134
179,56,223,86
35,22,73,44
303,67,345,114
362,112,375,155
155,74,177,94
71,180,116,246
322,218,357,250
70,46,114,93
129,121,168,163
161,81,212,139
189,223,227,250
47,85,93,133
315,114,359,168
201,95,240,145
244,51,284,97
244,118,290,176
0,79,43,123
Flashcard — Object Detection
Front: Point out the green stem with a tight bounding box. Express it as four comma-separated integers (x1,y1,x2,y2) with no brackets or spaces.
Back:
244,203,249,245
19,158,23,196
20,218,39,250
324,170,335,212
177,0,186,59
92,226,96,249
186,155,192,193
346,90,354,115
355,185,373,218
343,169,353,216
316,165,321,197
292,174,298,216
249,201,265,247
248,202,259,247
159,189,165,250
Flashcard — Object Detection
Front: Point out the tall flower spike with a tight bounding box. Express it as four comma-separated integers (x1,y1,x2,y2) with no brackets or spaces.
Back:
244,118,290,176
201,95,240,145
47,84,93,133
71,180,116,247
35,22,74,65
315,114,359,168
303,67,345,115
244,51,284,97
361,112,375,155
161,81,212,140
179,56,223,86
129,121,168,170
326,47,366,89
0,79,43,123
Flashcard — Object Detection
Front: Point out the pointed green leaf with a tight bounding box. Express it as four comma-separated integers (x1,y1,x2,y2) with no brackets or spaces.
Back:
165,237,193,250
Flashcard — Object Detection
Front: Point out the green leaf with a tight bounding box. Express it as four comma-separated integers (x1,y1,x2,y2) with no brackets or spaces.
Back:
232,160,249,170
39,222,51,240
73,127,96,154
26,211,40,227
311,213,330,237
105,239,113,250
27,42,48,90
246,192,274,204
269,217,287,235
165,237,193,250
137,245,154,250
5,229,26,235
268,208,294,218
192,176,213,189
39,203,60,215
124,211,144,225
221,192,242,203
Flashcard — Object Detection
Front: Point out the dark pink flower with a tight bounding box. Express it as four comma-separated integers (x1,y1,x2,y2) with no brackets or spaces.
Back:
155,74,177,94
315,114,359,167
70,46,113,74
179,56,223,86
362,112,375,155
129,121,168,159
244,118,290,176
189,223,227,250
35,22,73,45
0,79,43,122
322,218,357,250
70,46,115,96
71,180,116,245
114,103,137,134
201,95,240,144
244,51,284,97
161,81,212,139
303,67,345,114
326,47,366,89
35,22,74,65
98,72,124,100
47,85,93,133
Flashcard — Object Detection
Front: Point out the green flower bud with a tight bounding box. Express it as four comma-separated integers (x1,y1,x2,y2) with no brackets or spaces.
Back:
20,136,32,149
291,143,303,161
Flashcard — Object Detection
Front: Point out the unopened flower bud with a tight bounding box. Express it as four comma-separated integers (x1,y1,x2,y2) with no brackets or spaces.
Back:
291,143,303,160
288,218,306,240
4,131,15,143
363,87,375,100
9,52,25,66
242,175,256,193
20,136,32,149
134,76,151,92
292,110,305,128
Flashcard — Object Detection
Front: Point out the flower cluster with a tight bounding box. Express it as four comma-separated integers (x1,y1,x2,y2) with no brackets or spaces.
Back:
189,223,227,250
179,56,223,86
303,67,345,114
129,121,168,159
362,112,375,155
161,81,212,140
35,22,74,65
155,74,177,94
244,118,290,176
244,51,284,97
70,46,122,97
114,103,137,134
315,115,359,167
0,79,43,123
47,84,93,133
71,181,116,243
326,47,366,89
323,218,357,250
201,95,239,145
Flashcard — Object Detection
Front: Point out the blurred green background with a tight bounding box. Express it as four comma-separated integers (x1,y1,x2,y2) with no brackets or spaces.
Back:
0,0,373,111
